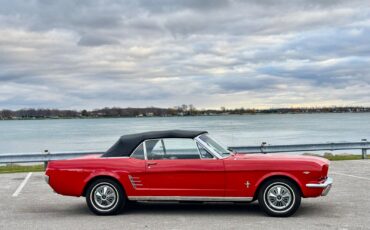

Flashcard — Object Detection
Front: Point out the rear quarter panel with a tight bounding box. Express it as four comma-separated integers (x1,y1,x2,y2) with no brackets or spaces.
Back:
46,157,145,197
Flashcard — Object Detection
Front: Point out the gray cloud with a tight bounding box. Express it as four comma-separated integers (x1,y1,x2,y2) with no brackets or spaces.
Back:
0,0,369,109
77,34,120,46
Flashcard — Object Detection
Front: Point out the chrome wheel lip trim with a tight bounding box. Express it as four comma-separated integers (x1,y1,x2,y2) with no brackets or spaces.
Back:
263,182,296,214
90,182,119,212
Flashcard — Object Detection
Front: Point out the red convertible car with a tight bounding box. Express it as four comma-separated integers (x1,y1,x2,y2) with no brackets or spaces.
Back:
45,130,332,217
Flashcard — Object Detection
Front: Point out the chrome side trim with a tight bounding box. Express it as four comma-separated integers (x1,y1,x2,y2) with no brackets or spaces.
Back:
127,196,253,202
128,175,143,189
306,177,333,188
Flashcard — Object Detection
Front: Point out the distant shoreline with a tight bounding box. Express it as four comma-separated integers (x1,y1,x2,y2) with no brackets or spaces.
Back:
1,110,369,121
1,106,369,121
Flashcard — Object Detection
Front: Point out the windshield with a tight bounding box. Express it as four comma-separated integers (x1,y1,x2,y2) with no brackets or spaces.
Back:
198,134,231,157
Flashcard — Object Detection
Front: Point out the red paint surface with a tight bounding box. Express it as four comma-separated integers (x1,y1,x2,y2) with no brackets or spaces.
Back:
46,153,329,199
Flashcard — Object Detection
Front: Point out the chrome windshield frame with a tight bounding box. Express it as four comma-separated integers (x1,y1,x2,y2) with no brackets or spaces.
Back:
194,135,224,159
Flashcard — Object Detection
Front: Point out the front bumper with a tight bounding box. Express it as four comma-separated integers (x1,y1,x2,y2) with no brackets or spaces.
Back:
306,177,333,196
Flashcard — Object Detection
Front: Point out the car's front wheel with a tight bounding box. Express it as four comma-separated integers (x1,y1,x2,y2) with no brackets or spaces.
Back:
258,178,301,217
86,178,126,215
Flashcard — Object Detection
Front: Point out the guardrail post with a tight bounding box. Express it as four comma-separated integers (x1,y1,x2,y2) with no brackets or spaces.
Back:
261,142,267,154
44,150,50,168
362,139,367,159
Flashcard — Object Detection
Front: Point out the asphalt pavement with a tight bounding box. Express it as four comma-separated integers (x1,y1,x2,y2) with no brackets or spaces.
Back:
1,160,370,230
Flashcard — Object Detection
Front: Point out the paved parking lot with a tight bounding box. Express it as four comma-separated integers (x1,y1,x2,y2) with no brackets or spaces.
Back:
1,160,370,230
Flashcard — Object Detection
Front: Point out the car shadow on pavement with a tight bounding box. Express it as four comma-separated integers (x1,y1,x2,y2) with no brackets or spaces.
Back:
34,200,329,218
125,202,262,216
122,201,328,217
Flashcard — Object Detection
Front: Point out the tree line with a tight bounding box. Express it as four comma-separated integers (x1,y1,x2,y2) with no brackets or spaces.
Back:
0,106,369,120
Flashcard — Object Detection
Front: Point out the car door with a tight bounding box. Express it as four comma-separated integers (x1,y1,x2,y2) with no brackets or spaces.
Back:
142,138,225,197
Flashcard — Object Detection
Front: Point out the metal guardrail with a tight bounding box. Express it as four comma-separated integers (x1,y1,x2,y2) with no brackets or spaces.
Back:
229,139,369,159
0,139,368,165
0,150,103,165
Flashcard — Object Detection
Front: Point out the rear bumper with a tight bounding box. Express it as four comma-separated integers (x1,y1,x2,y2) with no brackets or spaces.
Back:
306,177,333,196
44,174,49,184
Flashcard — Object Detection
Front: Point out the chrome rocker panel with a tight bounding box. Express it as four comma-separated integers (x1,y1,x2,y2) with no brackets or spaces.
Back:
128,196,253,202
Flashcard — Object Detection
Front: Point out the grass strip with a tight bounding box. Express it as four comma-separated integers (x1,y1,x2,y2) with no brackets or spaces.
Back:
0,164,45,174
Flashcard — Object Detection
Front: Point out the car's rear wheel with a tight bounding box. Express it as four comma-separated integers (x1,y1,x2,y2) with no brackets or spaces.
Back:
86,178,126,215
258,178,301,217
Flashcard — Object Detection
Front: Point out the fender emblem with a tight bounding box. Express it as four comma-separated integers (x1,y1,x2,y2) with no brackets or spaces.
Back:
245,181,251,188
303,171,311,175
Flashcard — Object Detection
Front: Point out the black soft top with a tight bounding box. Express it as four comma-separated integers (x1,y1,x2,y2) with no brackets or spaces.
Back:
102,130,208,157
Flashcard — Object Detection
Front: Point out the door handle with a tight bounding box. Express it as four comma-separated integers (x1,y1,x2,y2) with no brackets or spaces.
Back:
147,162,157,166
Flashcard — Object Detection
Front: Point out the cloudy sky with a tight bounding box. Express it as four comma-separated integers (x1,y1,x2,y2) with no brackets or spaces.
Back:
0,0,369,110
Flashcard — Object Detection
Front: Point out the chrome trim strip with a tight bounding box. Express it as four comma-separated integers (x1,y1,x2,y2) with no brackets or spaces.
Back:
194,136,222,159
306,177,333,188
128,175,137,188
127,196,253,202
128,175,143,189
195,138,218,159
161,139,166,156
143,140,148,160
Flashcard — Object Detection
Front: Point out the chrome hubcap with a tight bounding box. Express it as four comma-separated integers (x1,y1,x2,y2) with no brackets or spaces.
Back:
93,184,117,209
266,184,292,210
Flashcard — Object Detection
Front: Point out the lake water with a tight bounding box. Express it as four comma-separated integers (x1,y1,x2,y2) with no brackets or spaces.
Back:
0,113,369,154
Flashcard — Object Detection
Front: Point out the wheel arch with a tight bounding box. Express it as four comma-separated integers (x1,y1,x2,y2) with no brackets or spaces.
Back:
82,175,125,197
253,173,303,200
